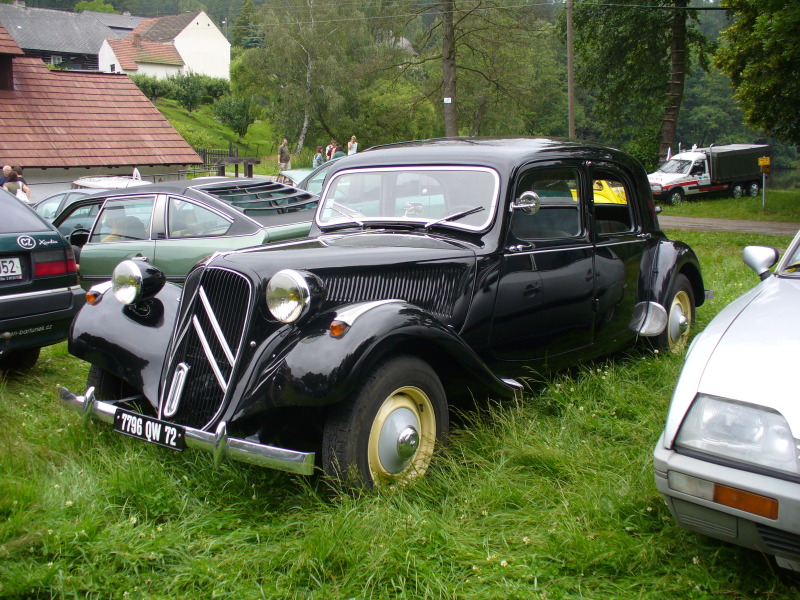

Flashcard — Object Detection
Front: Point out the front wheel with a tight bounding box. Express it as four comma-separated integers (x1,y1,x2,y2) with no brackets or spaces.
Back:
668,189,684,206
87,364,134,400
322,355,448,487
655,274,695,353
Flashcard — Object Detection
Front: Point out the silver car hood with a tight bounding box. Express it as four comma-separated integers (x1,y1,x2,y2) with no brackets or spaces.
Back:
663,275,800,446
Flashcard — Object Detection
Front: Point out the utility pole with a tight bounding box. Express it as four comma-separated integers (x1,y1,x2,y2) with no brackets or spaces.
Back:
566,0,575,139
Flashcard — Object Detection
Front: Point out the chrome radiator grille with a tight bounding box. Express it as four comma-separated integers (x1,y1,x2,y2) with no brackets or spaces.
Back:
321,264,466,321
161,267,252,430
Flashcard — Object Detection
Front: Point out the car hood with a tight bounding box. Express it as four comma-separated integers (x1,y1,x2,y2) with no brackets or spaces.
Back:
215,230,478,280
663,275,800,444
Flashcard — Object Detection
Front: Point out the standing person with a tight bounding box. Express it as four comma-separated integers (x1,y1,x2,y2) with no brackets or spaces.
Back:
348,135,358,155
278,138,291,173
3,170,30,202
313,146,324,168
331,145,346,159
326,139,337,161
0,165,11,187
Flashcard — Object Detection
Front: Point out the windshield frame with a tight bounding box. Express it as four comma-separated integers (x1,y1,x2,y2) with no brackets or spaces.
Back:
777,230,800,277
315,165,501,233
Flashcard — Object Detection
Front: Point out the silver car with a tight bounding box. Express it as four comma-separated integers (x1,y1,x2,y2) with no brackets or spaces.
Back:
654,229,800,572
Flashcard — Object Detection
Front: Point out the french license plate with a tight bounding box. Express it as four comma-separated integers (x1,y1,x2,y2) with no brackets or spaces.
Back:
113,408,186,451
0,257,22,282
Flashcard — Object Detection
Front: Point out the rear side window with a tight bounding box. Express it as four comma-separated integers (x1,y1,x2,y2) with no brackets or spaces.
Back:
0,191,51,233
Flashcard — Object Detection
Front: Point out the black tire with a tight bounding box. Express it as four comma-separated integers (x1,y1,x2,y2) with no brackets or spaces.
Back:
87,364,132,400
748,181,760,197
0,347,41,372
667,189,684,206
732,184,744,199
322,355,448,487
655,274,695,352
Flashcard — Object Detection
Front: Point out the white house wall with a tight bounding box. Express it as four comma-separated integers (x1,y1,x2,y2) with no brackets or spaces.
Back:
174,12,230,80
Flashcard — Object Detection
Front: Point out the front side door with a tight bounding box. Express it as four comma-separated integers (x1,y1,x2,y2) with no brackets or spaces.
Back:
79,195,157,287
490,163,595,362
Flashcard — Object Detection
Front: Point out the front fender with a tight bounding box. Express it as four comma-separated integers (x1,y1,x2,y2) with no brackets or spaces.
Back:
68,282,182,408
234,301,516,419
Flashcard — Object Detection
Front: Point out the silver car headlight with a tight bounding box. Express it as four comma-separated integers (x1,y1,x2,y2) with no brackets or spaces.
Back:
112,260,166,305
266,269,319,323
676,394,799,476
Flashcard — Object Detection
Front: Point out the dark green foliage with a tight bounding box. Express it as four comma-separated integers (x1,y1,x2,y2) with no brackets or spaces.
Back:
129,74,176,105
212,94,257,140
74,0,116,12
168,73,206,114
716,0,800,143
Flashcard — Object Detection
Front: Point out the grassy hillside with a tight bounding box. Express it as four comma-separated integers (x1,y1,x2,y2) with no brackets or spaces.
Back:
155,99,307,176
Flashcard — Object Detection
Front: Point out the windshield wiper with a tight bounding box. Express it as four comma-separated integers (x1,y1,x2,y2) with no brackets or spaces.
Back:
424,206,485,230
322,202,365,228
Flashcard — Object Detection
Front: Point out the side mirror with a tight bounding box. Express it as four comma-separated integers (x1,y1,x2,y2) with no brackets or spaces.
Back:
743,245,779,281
511,191,541,215
69,227,90,247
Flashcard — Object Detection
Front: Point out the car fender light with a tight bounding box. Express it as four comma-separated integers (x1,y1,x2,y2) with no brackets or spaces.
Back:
668,471,778,520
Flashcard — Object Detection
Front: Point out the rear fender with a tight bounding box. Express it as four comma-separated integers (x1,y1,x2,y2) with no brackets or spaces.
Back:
235,300,517,418
68,282,182,408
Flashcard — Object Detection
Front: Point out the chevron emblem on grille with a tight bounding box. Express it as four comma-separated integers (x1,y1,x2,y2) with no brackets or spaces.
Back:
190,286,237,393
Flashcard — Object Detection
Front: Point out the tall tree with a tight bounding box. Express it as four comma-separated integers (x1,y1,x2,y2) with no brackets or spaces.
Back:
715,0,800,143
570,0,712,163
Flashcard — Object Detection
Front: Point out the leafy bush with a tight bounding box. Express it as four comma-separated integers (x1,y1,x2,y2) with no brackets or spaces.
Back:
212,94,258,141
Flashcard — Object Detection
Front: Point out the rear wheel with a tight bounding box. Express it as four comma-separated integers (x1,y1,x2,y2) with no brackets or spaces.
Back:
656,274,695,353
322,355,448,487
732,184,744,198
0,347,41,371
748,181,760,197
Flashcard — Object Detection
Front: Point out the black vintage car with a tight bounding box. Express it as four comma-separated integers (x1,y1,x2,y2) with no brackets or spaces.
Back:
60,138,706,486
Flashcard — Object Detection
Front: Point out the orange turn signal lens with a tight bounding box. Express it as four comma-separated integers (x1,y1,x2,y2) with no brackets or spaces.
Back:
86,290,103,305
329,321,349,337
714,484,779,520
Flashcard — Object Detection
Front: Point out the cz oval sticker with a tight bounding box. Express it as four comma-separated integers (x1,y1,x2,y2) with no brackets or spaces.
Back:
17,235,35,249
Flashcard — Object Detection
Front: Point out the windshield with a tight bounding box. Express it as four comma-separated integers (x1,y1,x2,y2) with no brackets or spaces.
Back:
658,159,692,174
317,166,499,231
779,234,800,276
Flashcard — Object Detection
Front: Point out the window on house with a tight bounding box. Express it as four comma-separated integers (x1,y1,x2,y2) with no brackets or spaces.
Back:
110,64,116,72
50,56,63,66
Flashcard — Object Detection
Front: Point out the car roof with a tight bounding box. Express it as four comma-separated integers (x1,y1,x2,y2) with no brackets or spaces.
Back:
330,137,640,175
0,189,64,236
56,177,318,224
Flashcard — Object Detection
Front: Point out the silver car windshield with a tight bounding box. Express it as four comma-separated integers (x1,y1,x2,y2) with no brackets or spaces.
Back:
658,159,692,174
779,234,800,277
316,166,499,231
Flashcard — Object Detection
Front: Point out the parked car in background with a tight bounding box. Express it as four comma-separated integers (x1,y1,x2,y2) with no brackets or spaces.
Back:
280,157,342,195
0,189,84,370
654,229,800,573
32,189,101,221
52,177,318,288
59,138,707,487
72,175,152,190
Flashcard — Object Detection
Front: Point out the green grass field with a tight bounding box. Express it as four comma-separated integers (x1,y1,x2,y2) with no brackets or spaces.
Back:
1,231,799,599
659,189,800,222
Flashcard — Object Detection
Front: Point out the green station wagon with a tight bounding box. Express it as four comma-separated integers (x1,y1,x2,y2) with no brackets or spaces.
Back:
52,177,319,288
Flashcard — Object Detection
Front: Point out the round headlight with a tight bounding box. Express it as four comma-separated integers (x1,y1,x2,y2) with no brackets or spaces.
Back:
267,269,312,323
112,260,143,305
111,260,166,305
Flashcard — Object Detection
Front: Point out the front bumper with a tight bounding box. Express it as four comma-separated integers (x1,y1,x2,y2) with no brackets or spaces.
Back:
654,433,800,571
59,386,316,476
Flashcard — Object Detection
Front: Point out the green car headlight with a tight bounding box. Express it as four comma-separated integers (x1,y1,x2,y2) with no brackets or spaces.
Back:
676,394,799,476
266,269,317,323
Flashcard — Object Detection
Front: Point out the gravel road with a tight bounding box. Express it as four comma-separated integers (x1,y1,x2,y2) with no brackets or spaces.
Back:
658,215,799,236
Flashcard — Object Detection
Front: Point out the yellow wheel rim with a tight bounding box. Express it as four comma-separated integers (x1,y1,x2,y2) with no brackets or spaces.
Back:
668,289,692,352
367,386,436,484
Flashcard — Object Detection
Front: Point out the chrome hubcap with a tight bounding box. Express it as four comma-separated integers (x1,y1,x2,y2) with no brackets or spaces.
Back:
668,290,692,350
377,407,420,474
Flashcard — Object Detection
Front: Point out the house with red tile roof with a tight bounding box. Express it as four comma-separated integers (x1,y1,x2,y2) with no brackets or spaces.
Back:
100,11,229,80
0,23,202,197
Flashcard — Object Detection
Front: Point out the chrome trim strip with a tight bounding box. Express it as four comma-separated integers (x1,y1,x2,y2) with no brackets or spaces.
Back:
192,315,228,393
0,284,82,301
334,299,402,327
163,362,189,418
59,386,315,475
198,287,236,365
